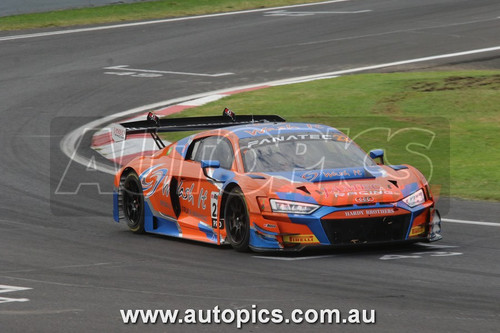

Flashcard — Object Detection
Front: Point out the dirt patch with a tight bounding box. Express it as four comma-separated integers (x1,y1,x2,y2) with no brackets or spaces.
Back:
411,75,500,92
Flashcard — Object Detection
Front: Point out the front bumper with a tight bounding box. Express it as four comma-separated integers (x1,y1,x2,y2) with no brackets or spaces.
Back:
249,201,442,251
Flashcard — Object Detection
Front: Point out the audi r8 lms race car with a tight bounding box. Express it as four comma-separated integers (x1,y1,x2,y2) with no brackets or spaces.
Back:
112,109,442,252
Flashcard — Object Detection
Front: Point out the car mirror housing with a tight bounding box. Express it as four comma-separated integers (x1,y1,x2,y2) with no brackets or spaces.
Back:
201,160,221,179
201,160,221,169
369,149,385,165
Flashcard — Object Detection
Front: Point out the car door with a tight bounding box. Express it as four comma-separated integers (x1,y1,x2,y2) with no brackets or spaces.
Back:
176,135,235,243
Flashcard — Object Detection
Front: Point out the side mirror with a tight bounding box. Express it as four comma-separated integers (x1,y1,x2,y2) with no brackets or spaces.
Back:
201,160,220,169
369,149,385,165
201,160,220,179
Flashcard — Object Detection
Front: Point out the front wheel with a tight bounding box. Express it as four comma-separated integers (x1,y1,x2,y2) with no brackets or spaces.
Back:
224,188,250,252
122,172,145,233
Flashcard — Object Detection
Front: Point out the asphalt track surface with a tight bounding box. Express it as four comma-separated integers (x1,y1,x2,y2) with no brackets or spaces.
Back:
1,0,499,332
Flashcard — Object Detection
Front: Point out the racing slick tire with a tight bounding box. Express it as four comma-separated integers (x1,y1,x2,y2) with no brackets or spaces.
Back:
122,172,145,234
224,188,250,252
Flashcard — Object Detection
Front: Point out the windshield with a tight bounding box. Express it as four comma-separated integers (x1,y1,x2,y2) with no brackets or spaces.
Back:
239,132,375,173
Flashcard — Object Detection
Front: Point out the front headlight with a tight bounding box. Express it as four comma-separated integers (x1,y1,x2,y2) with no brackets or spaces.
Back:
402,189,425,207
269,199,319,215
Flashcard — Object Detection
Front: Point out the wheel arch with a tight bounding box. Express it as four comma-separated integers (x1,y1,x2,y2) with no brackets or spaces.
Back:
120,167,136,181
220,182,241,218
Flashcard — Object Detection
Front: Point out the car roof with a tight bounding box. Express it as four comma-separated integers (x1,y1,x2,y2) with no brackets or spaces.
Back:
174,122,346,158
222,122,343,139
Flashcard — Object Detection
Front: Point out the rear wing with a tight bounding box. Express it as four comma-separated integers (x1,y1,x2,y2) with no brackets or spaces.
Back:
111,108,286,149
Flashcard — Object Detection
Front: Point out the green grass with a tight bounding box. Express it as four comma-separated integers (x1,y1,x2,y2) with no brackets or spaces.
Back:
160,71,500,201
0,0,321,31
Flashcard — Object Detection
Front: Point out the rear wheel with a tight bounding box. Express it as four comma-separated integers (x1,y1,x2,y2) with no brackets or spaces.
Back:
224,188,250,252
122,172,145,233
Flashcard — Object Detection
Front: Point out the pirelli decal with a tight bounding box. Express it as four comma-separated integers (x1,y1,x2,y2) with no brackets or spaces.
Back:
283,234,319,244
409,224,426,237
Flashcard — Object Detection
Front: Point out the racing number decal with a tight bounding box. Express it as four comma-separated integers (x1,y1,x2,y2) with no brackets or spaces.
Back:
211,192,222,229
211,203,217,220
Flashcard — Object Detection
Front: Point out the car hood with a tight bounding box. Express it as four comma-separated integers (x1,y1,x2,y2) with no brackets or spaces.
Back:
260,166,422,206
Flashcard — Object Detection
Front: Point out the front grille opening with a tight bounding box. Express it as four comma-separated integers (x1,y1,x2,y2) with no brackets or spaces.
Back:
321,215,411,245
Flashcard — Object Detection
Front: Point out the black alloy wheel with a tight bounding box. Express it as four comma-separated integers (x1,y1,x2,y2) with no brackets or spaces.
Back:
224,188,250,252
122,172,145,233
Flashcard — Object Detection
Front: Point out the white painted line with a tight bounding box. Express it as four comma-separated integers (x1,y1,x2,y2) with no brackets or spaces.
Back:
379,251,463,260
253,255,336,261
0,309,84,315
0,285,32,294
0,285,31,304
103,65,233,77
266,46,500,84
265,10,371,16
96,137,157,156
0,0,349,42
105,71,163,78
271,75,339,86
180,94,226,106
0,297,30,304
442,218,500,227
297,16,500,47
314,10,372,14
416,242,459,249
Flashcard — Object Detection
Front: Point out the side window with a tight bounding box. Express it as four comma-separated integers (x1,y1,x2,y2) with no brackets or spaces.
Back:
190,136,235,170
186,140,201,161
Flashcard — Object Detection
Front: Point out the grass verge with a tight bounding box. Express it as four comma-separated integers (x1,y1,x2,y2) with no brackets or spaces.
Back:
0,0,322,31
161,71,500,201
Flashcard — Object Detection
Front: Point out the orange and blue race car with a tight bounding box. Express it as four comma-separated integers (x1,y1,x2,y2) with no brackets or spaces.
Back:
112,109,442,252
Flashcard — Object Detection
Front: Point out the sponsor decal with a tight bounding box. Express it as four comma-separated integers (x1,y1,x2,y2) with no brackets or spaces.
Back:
365,208,395,215
322,183,397,198
139,164,168,198
302,172,319,182
111,123,126,142
162,179,170,197
355,196,374,203
409,224,426,237
283,234,319,244
177,180,194,205
244,124,300,136
181,206,206,222
330,190,397,198
344,208,395,217
302,168,361,182
344,210,365,217
159,200,172,209
210,191,221,229
245,133,350,148
198,188,208,210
